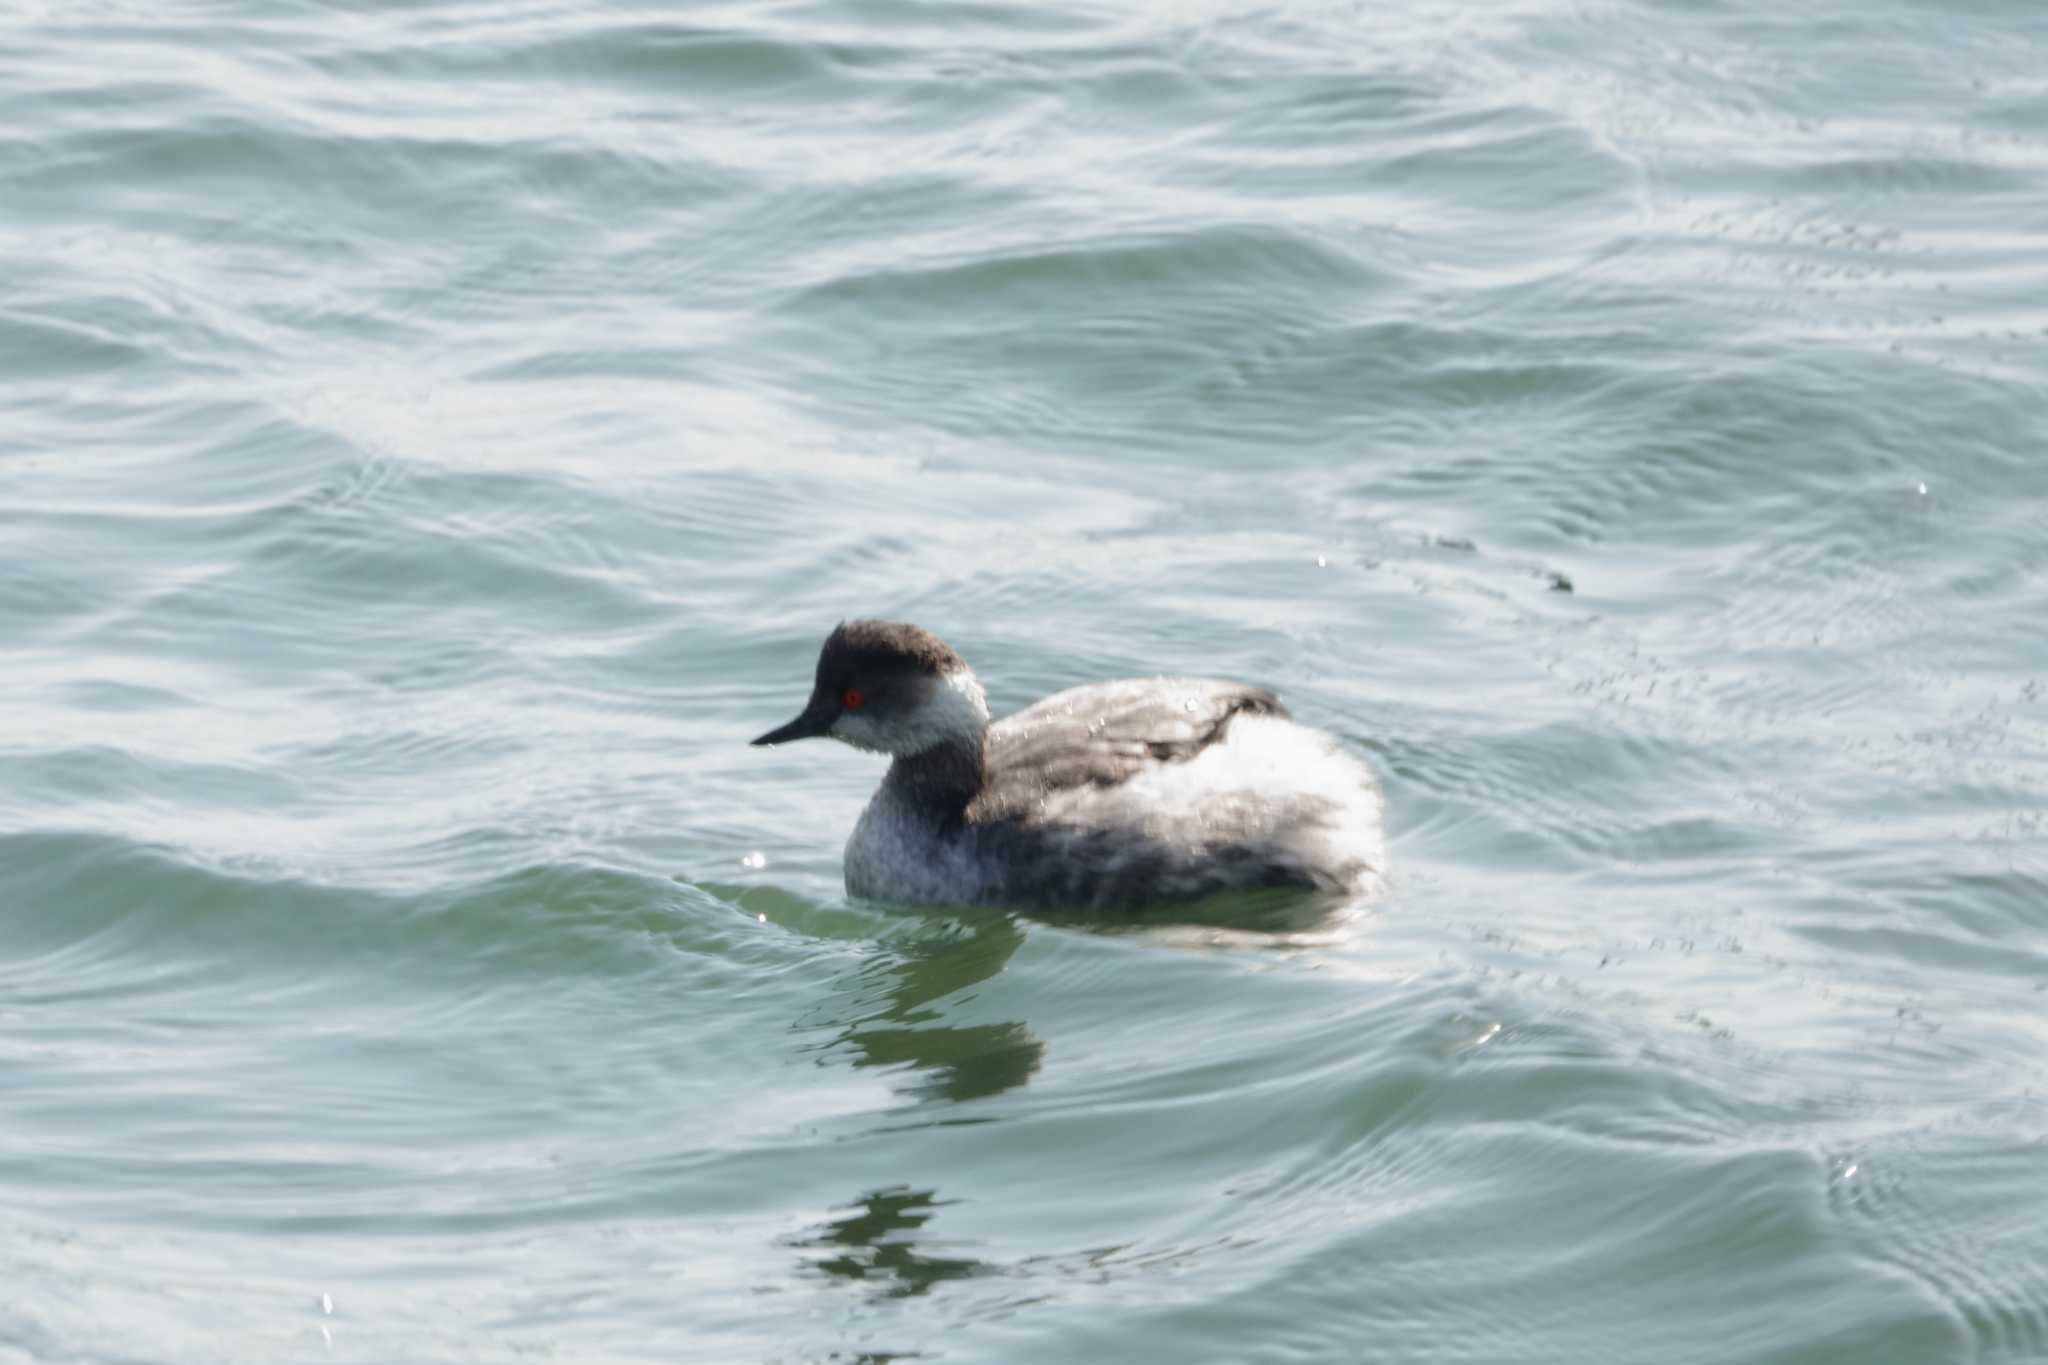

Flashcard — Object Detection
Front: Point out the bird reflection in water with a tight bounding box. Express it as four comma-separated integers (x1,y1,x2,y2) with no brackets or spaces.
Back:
819,910,1043,1103
787,916,1025,1305
793,1185,989,1299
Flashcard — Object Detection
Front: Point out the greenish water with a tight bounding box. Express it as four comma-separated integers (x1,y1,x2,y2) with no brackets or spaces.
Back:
4,1,2046,1361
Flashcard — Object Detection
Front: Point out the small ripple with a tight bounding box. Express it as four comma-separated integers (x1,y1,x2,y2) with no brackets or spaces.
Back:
1827,1134,2048,1365
0,307,148,375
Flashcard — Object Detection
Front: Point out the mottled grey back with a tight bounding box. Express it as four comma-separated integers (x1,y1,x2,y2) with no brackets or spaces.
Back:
967,677,1287,823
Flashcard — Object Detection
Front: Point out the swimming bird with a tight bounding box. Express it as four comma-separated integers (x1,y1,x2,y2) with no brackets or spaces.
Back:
752,621,1386,911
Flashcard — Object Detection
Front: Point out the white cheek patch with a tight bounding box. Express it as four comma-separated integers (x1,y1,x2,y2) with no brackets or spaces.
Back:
923,670,991,742
830,670,991,758
830,709,890,754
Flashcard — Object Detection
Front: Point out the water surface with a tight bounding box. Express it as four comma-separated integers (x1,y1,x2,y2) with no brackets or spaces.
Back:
3,1,2046,1361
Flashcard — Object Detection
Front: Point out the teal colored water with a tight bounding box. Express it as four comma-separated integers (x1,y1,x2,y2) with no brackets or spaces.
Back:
4,1,2046,1360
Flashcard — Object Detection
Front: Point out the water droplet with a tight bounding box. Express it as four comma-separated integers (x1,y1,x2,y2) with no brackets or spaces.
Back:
1916,482,1928,496
741,851,767,870
1315,554,1327,568
320,1294,334,1315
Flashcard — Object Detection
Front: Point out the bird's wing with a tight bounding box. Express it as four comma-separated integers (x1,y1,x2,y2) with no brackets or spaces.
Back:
969,677,1288,822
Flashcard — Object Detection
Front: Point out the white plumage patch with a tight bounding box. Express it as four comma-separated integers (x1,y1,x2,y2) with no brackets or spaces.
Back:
1039,712,1386,890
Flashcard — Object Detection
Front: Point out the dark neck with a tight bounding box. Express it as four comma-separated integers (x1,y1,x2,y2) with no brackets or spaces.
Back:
883,733,986,826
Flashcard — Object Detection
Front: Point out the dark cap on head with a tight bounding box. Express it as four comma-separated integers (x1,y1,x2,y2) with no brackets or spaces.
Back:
750,620,967,746
818,620,965,680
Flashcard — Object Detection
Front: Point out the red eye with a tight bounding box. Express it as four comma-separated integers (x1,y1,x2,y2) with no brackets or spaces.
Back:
842,688,865,710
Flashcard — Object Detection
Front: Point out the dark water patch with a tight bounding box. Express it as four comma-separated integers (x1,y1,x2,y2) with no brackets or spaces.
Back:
1203,69,1448,149
20,112,341,200
1374,112,1633,217
506,138,750,221
0,307,149,374
0,561,111,640
47,675,198,713
0,70,203,129
308,20,878,101
767,0,1113,40
0,831,373,975
0,833,774,987
553,24,872,95
730,172,1044,293
1737,151,2041,200
766,235,1416,456
1551,810,1787,869
782,223,1382,320
1788,857,2048,982
1798,918,2048,995
1886,865,2048,941
0,746,303,818
14,109,682,271
0,252,261,382
470,344,736,385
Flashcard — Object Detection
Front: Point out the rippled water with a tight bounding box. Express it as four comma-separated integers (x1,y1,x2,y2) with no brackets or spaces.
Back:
5,1,2047,1360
